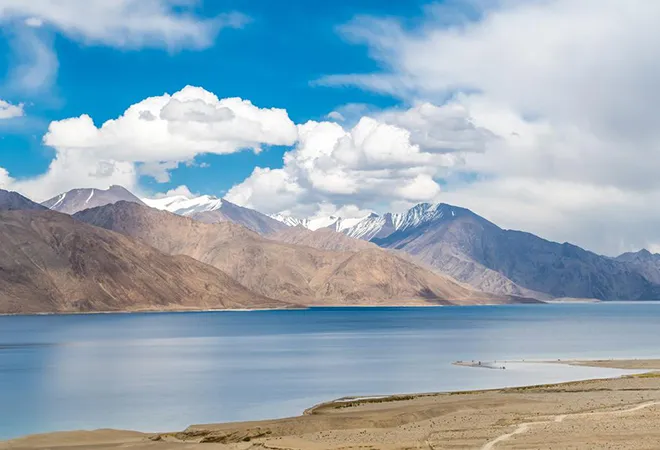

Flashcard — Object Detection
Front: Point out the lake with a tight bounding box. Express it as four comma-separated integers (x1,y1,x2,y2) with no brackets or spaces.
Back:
1,303,659,439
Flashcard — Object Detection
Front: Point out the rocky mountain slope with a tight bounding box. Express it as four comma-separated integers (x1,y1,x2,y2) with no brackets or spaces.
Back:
0,189,47,211
75,202,517,306
269,227,378,252
0,209,289,314
275,202,660,301
42,185,145,214
616,250,660,285
371,204,660,301
275,204,539,298
143,194,286,235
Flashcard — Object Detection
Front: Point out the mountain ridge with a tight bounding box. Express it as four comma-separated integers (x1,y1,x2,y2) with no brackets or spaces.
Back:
74,201,518,306
0,189,48,211
42,185,145,215
0,208,290,314
143,193,287,235
273,202,660,300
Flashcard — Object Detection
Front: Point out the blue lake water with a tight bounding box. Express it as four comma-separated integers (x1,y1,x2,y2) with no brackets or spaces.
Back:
1,303,660,439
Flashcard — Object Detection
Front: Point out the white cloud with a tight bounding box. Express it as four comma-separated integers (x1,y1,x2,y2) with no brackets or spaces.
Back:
44,86,297,162
226,108,473,217
2,151,138,202
379,101,496,154
4,25,59,94
0,98,24,119
324,103,375,126
311,0,660,255
0,0,247,93
0,86,297,201
0,0,246,49
325,111,345,122
24,17,43,28
149,184,196,199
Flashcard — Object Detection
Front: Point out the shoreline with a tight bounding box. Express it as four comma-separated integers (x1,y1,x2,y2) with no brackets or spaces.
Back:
4,300,645,317
0,306,308,318
3,358,660,449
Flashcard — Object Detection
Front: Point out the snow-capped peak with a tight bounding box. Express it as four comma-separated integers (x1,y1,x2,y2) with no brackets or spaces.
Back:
272,203,461,241
270,213,371,232
270,213,309,228
142,194,223,216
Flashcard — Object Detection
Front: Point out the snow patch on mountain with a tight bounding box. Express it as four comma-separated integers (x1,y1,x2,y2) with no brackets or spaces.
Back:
142,195,223,216
273,203,462,241
270,213,308,228
42,185,145,215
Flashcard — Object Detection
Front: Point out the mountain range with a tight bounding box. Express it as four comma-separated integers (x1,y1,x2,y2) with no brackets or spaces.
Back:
42,185,146,215
142,194,286,235
0,187,520,313
274,203,660,301
0,192,289,314
2,184,659,314
73,201,509,307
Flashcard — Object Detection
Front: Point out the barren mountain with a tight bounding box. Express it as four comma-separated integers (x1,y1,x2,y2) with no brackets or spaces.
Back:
274,204,539,297
43,185,145,214
143,194,286,235
373,204,660,301
74,202,516,306
616,250,660,285
270,226,378,252
0,189,47,211
0,210,289,314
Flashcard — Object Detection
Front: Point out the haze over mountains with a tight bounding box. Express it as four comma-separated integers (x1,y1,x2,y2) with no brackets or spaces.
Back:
4,183,660,314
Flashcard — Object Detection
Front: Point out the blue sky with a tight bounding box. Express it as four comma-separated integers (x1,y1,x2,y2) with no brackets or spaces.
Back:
1,0,660,255
0,0,428,195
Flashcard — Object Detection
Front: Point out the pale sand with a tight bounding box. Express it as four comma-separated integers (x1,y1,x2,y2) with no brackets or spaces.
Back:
3,359,660,450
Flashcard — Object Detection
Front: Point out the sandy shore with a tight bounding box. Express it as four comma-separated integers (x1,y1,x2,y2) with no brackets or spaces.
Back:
3,359,660,450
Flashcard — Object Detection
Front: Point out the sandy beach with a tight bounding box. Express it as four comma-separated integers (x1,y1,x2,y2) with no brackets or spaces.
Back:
3,359,660,450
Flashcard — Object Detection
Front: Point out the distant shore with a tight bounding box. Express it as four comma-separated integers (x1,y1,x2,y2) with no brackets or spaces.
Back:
3,358,660,449
0,306,305,317
4,299,633,317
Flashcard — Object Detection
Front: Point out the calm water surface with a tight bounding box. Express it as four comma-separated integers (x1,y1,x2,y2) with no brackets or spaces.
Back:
1,303,659,439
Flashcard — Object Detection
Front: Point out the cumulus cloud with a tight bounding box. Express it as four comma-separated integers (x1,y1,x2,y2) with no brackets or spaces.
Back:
226,107,474,218
44,86,297,162
310,0,660,255
148,184,196,199
1,152,138,202
379,101,496,154
325,111,345,122
324,103,375,125
0,98,24,119
0,86,297,201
